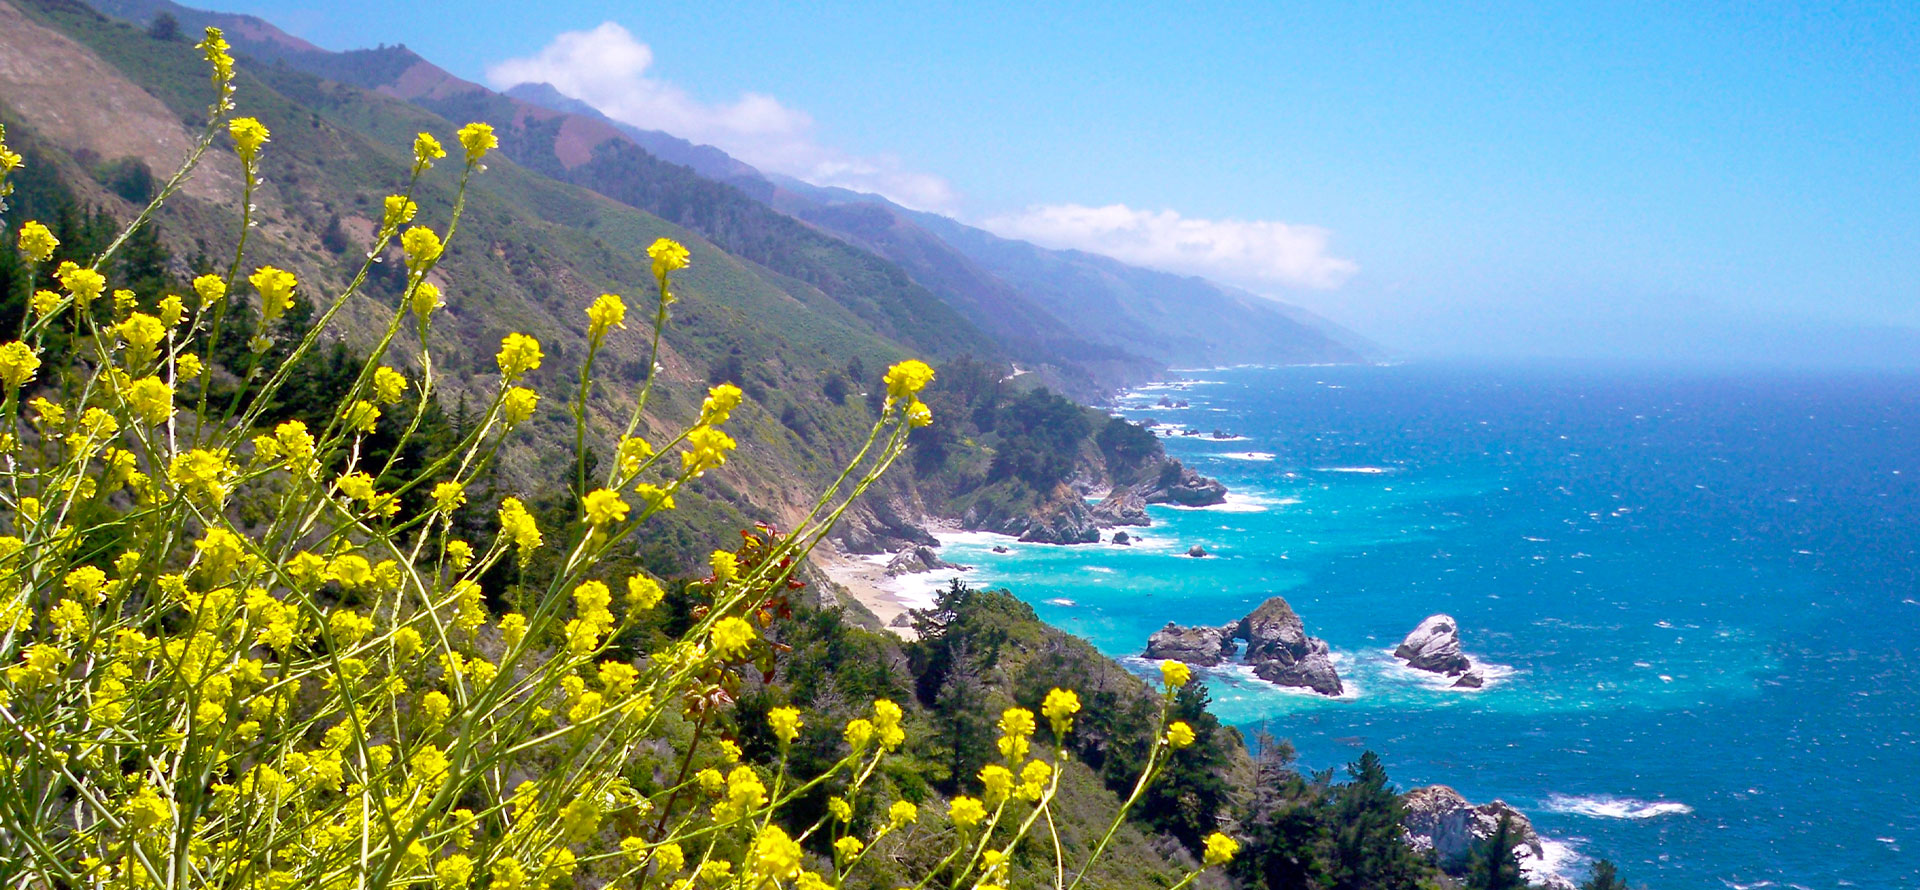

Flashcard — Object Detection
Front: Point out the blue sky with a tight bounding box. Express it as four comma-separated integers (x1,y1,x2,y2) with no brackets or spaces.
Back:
206,0,1917,364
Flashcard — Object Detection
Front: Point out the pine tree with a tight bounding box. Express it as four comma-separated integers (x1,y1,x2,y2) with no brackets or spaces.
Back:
1579,859,1627,890
1467,811,1528,890
1327,751,1426,890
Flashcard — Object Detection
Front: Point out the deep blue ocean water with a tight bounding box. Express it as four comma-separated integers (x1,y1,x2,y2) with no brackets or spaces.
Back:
910,363,1920,889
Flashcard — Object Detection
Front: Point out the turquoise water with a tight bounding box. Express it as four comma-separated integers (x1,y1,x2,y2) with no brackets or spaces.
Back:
903,363,1920,888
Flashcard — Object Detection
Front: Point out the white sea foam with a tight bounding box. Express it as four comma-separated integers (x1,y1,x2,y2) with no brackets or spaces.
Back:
1519,835,1584,889
1216,451,1276,461
1043,597,1077,607
1313,466,1396,475
1542,793,1693,819
1157,492,1277,514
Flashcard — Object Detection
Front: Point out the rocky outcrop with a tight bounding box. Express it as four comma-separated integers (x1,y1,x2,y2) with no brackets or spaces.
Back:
1187,545,1208,558
883,546,967,577
1091,459,1228,526
1016,491,1102,544
837,496,940,554
1237,597,1343,696
1403,786,1565,886
1394,614,1473,675
1111,530,1131,545
1143,460,1228,508
1143,623,1236,666
1140,595,1342,696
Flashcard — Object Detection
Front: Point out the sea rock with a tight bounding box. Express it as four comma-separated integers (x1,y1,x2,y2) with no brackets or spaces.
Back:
836,496,941,554
1111,530,1131,545
1143,461,1229,508
1452,671,1485,689
1237,597,1343,696
1187,545,1208,558
991,545,1010,554
883,546,966,577
1402,786,1556,882
1142,622,1236,667
1394,614,1473,675
1016,489,1102,544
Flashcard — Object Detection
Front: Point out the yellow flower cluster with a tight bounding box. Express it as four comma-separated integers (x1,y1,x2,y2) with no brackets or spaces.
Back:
229,117,270,162
456,121,498,165
249,265,297,323
16,221,57,263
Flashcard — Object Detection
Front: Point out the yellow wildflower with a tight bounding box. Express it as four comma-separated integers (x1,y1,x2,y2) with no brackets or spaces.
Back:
402,226,442,272
710,615,755,660
372,366,408,404
124,377,172,425
58,262,105,307
176,352,204,379
30,290,59,316
432,480,465,513
498,497,542,554
654,842,685,872
577,488,626,525
980,763,1014,804
1161,660,1192,689
1203,832,1240,867
410,279,442,319
948,796,987,829
1167,720,1196,749
700,383,743,426
751,825,803,881
228,117,270,162
769,706,802,745
635,482,676,512
125,785,173,832
680,426,736,476
833,836,864,861
907,399,933,427
413,132,445,172
0,342,41,389
496,333,542,379
1042,687,1081,738
248,265,297,323
888,799,918,828
586,292,625,340
501,386,538,425
457,121,497,165
196,27,233,85
343,400,380,434
709,549,737,582
383,194,418,230
157,293,186,326
615,435,654,477
844,718,875,751
1018,758,1052,801
647,237,690,280
115,313,167,365
16,221,57,263
884,359,935,401
626,574,664,610
192,273,226,306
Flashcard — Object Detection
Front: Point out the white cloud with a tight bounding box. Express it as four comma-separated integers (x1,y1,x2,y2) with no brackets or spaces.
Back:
982,203,1359,291
485,23,956,210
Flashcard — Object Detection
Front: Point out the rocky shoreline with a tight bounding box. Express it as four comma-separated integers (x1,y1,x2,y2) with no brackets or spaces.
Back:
1394,614,1485,688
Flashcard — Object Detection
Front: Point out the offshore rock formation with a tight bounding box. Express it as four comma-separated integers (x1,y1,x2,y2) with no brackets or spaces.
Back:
1143,623,1237,667
1402,786,1567,887
1394,614,1484,687
1141,596,1344,696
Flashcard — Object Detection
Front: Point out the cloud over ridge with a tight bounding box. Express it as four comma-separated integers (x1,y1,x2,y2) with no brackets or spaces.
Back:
982,203,1358,291
485,23,956,210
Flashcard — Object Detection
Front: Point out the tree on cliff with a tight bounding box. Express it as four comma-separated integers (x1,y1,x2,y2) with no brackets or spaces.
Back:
1328,751,1427,890
1579,860,1629,890
1467,811,1528,890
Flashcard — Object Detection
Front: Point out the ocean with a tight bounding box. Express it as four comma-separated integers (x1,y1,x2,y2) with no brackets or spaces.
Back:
888,363,1920,889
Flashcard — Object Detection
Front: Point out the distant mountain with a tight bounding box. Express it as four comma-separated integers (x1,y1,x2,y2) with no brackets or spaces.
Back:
82,0,1376,385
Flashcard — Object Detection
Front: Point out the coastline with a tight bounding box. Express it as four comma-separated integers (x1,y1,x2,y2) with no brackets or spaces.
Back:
814,519,973,638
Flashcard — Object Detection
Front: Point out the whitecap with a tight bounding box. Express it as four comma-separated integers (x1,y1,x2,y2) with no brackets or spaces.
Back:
1043,597,1077,607
1541,793,1693,819
1156,492,1276,514
1519,836,1584,889
1313,466,1396,475
1381,649,1515,691
1215,451,1276,461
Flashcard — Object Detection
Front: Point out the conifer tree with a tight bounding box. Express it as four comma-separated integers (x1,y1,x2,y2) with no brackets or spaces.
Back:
1468,811,1528,890
1580,860,1628,890
1327,751,1426,890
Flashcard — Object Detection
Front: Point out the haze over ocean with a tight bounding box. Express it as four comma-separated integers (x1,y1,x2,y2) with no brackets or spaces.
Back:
892,364,1920,889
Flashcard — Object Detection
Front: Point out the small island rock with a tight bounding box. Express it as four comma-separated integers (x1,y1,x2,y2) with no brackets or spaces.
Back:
1238,597,1344,696
1394,614,1473,675
1143,622,1236,666
1187,545,1209,558
1111,531,1131,545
